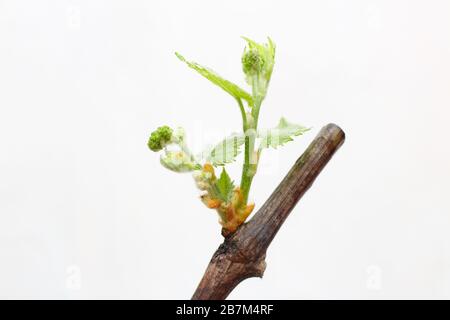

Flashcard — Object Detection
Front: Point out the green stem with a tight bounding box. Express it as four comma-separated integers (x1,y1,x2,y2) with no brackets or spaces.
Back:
240,135,251,203
240,97,262,204
239,75,268,204
236,98,247,131
236,97,253,204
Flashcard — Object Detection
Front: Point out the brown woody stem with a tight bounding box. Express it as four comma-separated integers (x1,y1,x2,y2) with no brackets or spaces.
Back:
192,123,345,300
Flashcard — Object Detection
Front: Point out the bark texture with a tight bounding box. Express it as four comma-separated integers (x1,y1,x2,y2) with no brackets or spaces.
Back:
192,123,345,300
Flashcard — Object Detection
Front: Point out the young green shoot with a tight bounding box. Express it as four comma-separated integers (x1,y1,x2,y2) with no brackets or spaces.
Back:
148,37,309,233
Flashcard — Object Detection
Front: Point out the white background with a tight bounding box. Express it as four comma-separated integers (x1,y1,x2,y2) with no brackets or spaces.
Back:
1,0,450,299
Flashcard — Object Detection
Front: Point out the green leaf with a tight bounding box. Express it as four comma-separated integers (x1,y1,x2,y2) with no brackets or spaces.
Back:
258,117,310,149
175,52,253,106
214,168,235,202
207,134,245,166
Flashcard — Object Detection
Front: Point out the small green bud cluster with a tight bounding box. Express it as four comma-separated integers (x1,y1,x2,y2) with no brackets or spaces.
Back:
148,126,173,151
242,49,264,77
241,37,276,99
148,125,200,173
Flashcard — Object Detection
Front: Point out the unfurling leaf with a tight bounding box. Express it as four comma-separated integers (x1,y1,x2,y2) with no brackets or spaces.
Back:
175,52,253,106
258,117,310,149
206,134,245,166
214,168,234,202
160,151,200,173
